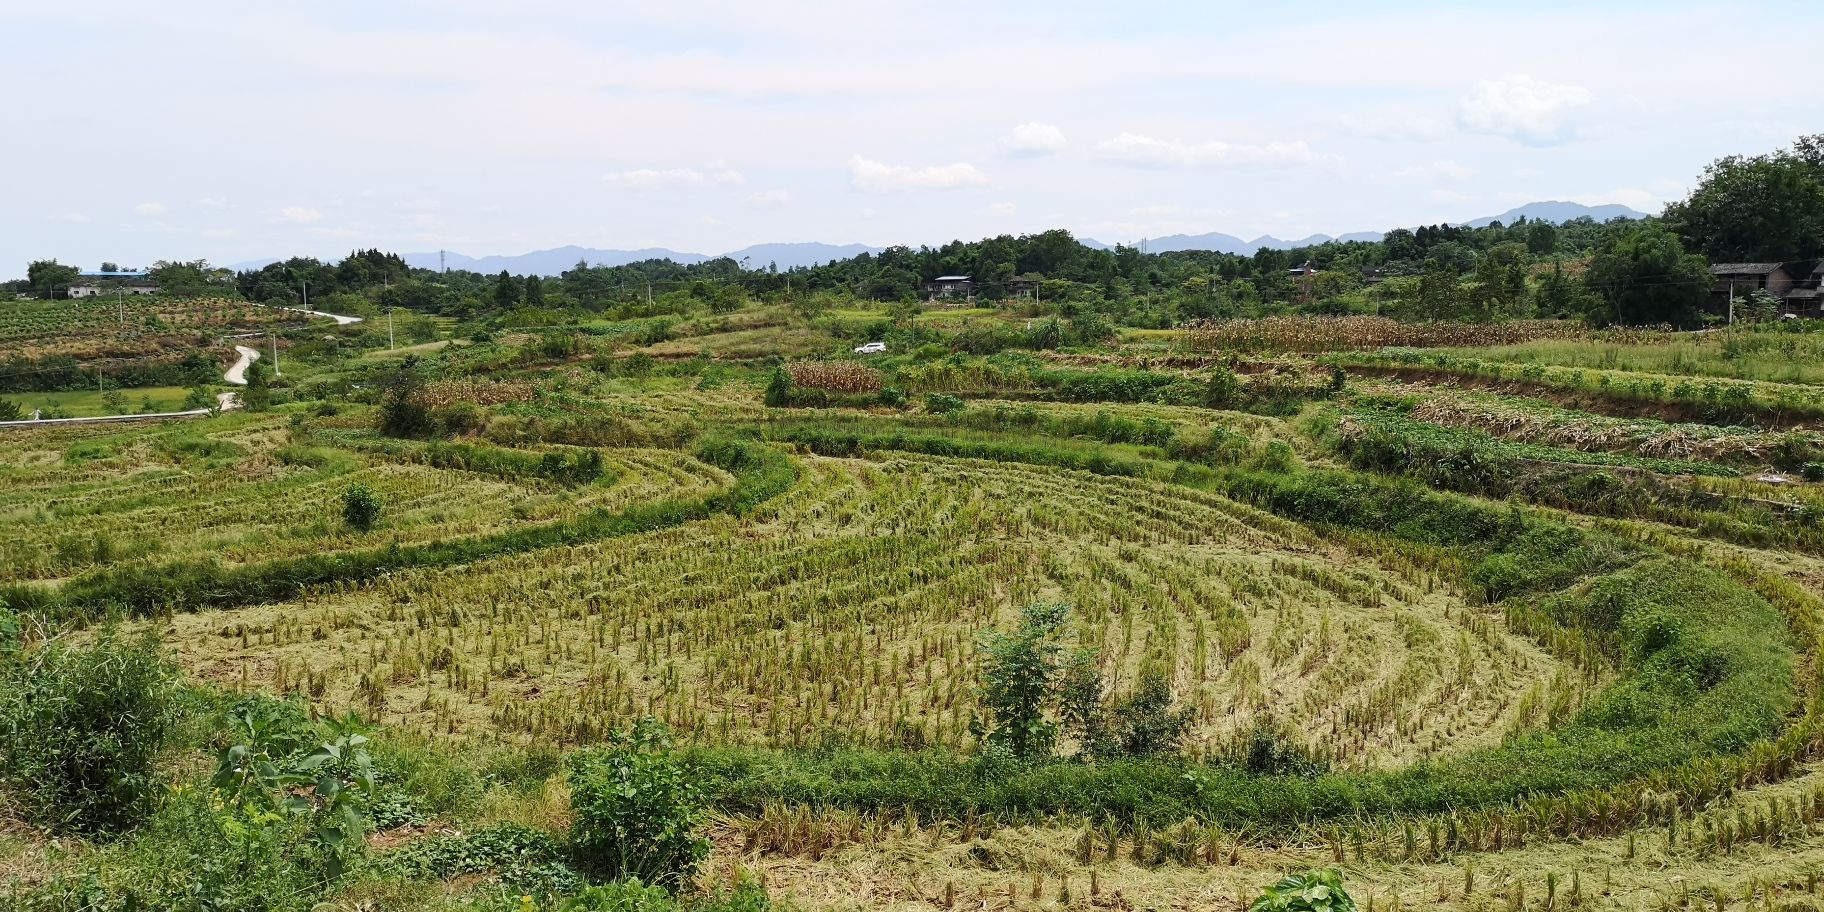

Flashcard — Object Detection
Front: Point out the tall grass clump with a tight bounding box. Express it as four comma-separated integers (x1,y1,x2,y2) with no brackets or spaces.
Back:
0,619,178,836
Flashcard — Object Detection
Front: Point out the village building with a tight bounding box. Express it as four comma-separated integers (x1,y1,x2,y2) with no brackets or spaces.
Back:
67,271,158,298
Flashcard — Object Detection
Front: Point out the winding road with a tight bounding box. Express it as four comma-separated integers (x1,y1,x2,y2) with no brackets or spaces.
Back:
1,305,362,428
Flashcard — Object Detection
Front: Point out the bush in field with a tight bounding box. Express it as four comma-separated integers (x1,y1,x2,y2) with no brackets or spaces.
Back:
378,355,434,438
568,719,710,889
0,398,20,421
973,603,1072,760
243,358,272,412
763,368,792,407
341,483,383,533
1205,365,1245,409
1251,870,1356,912
1105,668,1194,758
0,629,177,836
924,393,966,415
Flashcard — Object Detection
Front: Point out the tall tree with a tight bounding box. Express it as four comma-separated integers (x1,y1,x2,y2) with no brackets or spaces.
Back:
1663,134,1824,262
524,275,546,307
492,271,521,308
1585,224,1712,327
26,260,79,299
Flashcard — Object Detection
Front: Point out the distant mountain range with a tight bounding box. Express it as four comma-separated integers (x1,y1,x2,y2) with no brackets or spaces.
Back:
228,201,1651,275
1112,201,1652,256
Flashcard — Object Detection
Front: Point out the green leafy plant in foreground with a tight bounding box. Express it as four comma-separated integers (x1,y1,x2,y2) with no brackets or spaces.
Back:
211,697,377,878
568,719,711,889
1251,869,1357,912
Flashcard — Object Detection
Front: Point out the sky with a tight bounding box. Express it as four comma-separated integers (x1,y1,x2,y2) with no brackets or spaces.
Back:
5,0,1821,271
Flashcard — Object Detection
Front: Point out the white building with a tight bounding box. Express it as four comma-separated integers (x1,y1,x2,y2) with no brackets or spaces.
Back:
68,271,158,298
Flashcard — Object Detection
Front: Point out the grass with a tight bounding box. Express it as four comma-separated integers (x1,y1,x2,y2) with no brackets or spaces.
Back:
10,385,196,417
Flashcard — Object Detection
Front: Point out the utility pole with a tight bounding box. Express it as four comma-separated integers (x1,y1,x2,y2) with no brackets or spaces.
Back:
388,308,395,350
117,288,124,330
270,332,280,378
1728,280,1735,327
300,279,309,314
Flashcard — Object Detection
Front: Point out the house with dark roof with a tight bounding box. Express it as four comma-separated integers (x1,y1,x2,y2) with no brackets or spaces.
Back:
1708,261,1824,317
922,275,974,301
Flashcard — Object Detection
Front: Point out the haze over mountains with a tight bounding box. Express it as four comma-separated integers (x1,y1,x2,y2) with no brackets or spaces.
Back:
230,201,1649,276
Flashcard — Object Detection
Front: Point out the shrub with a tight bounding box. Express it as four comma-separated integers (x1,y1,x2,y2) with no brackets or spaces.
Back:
342,483,383,533
1105,668,1194,759
973,603,1071,761
378,356,434,438
560,879,677,912
924,393,966,415
1251,869,1357,912
0,630,177,836
568,720,710,889
1205,366,1245,409
762,368,792,407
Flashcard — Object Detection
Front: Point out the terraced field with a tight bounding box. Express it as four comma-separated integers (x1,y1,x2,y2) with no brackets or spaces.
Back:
0,416,733,582
155,452,1565,767
12,311,1824,912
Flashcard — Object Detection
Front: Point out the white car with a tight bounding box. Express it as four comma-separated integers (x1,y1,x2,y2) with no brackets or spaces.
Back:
853,341,887,354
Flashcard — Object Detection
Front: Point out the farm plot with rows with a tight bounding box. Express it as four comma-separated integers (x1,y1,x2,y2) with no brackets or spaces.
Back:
9,305,1824,912
152,452,1567,767
0,415,732,582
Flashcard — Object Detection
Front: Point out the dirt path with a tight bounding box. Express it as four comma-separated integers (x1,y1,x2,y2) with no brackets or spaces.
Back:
3,305,360,428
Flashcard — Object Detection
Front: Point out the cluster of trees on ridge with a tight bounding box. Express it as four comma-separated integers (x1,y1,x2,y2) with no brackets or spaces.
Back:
11,134,1823,329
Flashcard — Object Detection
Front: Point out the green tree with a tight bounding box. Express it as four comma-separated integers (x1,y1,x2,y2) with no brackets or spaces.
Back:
377,355,433,437
1585,224,1712,327
242,358,272,412
1470,242,1531,319
1533,261,1594,318
26,259,80,300
148,259,225,296
1663,134,1824,261
973,603,1072,760
493,270,522,308
524,274,546,308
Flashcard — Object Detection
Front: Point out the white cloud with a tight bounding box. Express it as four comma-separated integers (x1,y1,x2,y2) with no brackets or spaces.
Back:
745,189,791,205
51,212,89,223
603,167,744,189
848,155,987,192
700,214,722,226
197,196,230,210
1456,74,1594,145
1001,122,1066,157
134,201,167,216
278,206,324,223
989,201,1017,215
1388,160,1473,181
1096,133,1336,169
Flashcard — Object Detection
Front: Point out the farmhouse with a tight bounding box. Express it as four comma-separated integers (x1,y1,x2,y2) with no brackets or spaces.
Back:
1707,262,1824,317
67,270,158,298
922,275,974,301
